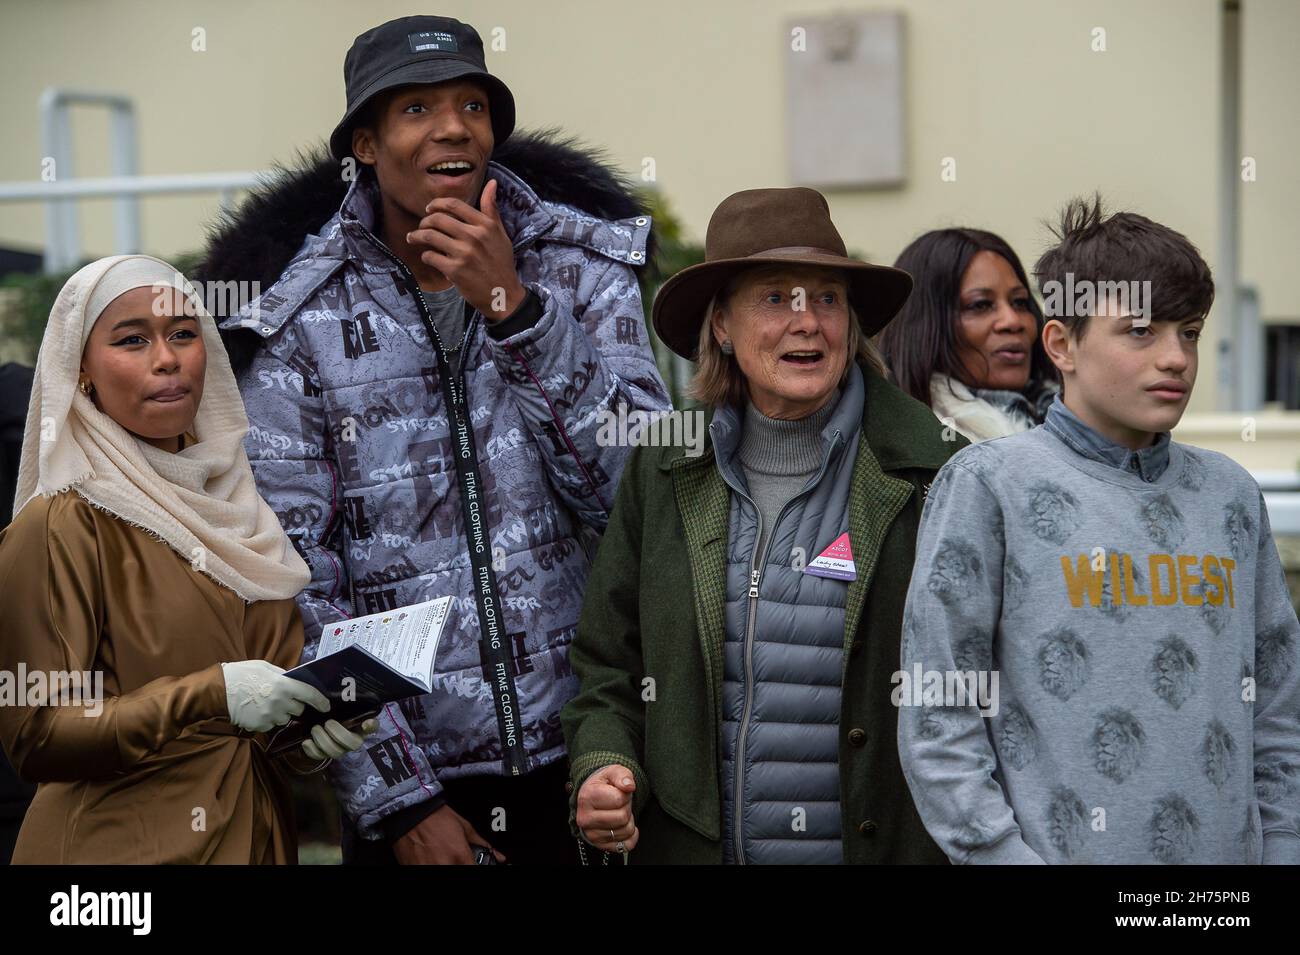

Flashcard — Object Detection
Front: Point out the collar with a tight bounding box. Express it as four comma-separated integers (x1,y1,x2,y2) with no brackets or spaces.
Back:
709,363,864,490
1043,394,1171,482
972,383,1053,424
737,387,841,476
667,362,958,476
221,161,649,339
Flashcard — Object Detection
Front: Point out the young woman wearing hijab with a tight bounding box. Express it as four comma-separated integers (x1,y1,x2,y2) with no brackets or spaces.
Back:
875,229,1060,442
0,255,376,864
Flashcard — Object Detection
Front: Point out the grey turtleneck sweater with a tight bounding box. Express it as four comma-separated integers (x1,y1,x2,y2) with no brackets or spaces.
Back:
738,391,840,560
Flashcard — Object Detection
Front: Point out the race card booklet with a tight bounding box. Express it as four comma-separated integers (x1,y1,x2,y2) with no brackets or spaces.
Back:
267,596,453,754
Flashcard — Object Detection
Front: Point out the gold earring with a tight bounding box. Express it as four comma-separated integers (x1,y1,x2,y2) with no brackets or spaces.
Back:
78,378,93,395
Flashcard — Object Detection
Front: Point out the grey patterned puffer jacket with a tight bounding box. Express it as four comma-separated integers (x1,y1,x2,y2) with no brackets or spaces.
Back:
208,140,670,838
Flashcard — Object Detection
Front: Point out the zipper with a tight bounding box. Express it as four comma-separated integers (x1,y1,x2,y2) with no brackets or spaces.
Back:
356,222,540,775
728,428,842,865
731,501,767,865
343,226,474,597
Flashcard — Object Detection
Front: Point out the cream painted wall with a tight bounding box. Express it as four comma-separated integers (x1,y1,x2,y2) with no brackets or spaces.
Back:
0,0,1296,420
1240,0,1300,321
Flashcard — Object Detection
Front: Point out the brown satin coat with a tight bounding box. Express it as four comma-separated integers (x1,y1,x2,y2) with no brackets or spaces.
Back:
0,490,309,864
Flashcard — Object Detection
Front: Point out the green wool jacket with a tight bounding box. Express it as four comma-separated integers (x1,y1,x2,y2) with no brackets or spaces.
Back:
560,363,969,864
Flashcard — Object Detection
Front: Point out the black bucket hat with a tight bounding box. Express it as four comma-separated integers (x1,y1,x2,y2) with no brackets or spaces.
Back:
329,15,516,160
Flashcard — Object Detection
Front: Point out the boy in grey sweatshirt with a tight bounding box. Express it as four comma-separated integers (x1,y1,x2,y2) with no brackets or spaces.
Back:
897,198,1300,864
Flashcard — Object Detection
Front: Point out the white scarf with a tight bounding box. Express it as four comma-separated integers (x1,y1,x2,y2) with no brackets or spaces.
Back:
13,255,310,602
928,372,1037,444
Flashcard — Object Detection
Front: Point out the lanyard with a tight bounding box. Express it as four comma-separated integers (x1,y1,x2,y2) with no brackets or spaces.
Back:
423,296,530,777
359,222,531,778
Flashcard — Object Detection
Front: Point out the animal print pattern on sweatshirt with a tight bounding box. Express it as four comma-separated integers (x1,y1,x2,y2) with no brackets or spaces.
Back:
899,421,1300,865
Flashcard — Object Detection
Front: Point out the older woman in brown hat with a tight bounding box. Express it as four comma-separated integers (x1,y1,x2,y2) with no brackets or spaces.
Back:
560,188,965,864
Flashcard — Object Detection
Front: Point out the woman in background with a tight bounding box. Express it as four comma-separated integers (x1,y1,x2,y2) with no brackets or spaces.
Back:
0,255,373,863
875,228,1059,442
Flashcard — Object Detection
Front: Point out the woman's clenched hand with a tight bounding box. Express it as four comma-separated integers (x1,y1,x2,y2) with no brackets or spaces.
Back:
576,763,639,852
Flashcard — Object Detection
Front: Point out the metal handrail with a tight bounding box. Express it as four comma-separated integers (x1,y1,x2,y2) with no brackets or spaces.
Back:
37,88,138,273
0,88,267,274
0,172,268,201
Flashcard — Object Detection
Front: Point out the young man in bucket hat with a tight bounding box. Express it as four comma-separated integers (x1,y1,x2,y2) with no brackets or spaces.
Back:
208,15,670,864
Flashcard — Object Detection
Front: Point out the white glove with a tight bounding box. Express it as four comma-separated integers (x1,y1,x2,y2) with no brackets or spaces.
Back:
302,717,380,762
220,660,330,733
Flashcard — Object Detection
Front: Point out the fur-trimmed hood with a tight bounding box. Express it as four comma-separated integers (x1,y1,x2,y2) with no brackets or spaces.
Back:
203,134,672,834
195,129,655,373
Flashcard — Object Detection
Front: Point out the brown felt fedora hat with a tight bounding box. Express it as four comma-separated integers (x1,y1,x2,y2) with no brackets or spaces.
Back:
652,187,912,359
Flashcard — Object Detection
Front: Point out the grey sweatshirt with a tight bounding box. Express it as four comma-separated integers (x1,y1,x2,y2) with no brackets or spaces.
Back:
898,396,1300,864
420,286,467,352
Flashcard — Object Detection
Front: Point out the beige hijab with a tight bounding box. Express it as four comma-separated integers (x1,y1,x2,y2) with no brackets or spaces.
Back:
13,254,310,602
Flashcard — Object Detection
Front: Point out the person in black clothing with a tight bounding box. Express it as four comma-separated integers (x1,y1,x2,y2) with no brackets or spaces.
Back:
0,361,36,863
